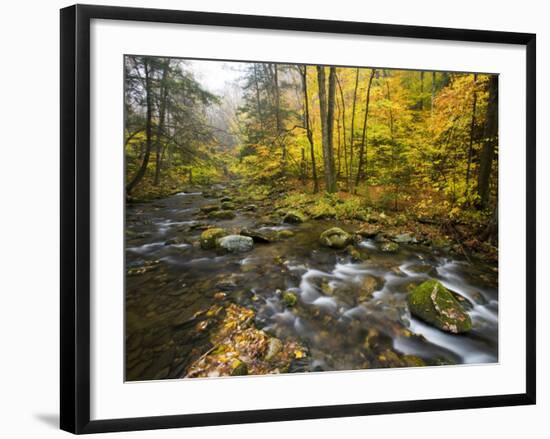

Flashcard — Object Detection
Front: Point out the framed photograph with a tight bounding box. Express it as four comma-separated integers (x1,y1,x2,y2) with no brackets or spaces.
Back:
60,4,536,434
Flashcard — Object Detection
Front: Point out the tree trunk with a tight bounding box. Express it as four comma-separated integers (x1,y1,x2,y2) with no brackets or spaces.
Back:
300,146,306,183
385,78,398,210
477,75,498,209
153,59,170,186
419,71,424,110
273,64,285,174
349,68,360,192
465,74,478,196
317,66,336,193
355,69,376,192
336,99,343,178
480,203,498,244
327,67,337,192
253,64,264,132
431,71,436,114
335,75,347,185
126,58,153,196
301,66,319,193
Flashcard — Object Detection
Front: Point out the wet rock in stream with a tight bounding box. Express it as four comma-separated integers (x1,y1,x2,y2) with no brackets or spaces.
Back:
217,235,254,252
199,227,227,250
240,228,275,243
283,210,307,224
408,279,472,334
380,241,399,253
208,210,236,220
200,204,219,213
319,227,353,249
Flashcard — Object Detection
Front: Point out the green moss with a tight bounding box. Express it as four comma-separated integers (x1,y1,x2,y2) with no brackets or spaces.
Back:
277,229,295,239
208,210,236,220
230,359,249,376
283,210,307,224
380,241,399,252
221,201,235,210
308,199,337,219
319,227,352,249
346,245,362,261
282,291,298,307
200,204,219,213
200,227,227,249
403,355,426,367
407,279,472,333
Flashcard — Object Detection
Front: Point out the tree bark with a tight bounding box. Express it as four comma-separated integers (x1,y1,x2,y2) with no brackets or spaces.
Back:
419,71,424,110
349,68,360,192
477,75,498,209
273,64,285,174
355,69,376,192
335,74,347,184
335,98,343,178
465,74,478,196
327,67,337,192
317,66,336,193
253,64,264,132
301,66,319,193
153,59,170,186
385,77,398,210
480,203,498,244
431,71,436,114
126,58,153,196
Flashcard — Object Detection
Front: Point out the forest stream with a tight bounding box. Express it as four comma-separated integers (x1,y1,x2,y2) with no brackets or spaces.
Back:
125,182,498,381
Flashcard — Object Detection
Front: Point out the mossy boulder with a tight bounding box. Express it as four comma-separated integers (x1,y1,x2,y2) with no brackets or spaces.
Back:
200,204,219,213
380,241,399,252
277,229,295,239
240,228,274,243
283,210,307,224
346,244,369,262
356,224,380,238
217,235,254,252
346,245,362,261
200,228,227,249
407,279,472,334
221,201,236,210
282,291,298,307
392,233,417,244
319,227,352,249
208,210,236,220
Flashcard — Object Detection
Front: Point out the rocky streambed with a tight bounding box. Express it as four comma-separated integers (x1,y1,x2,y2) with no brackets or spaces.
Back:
125,183,498,381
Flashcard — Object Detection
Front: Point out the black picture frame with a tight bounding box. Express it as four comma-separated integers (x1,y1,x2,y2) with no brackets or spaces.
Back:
60,4,536,434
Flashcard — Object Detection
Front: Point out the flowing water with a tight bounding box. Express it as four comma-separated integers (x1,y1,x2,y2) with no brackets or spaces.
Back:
125,187,498,381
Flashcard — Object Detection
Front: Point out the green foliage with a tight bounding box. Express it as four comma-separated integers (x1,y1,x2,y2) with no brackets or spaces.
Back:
277,191,368,221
